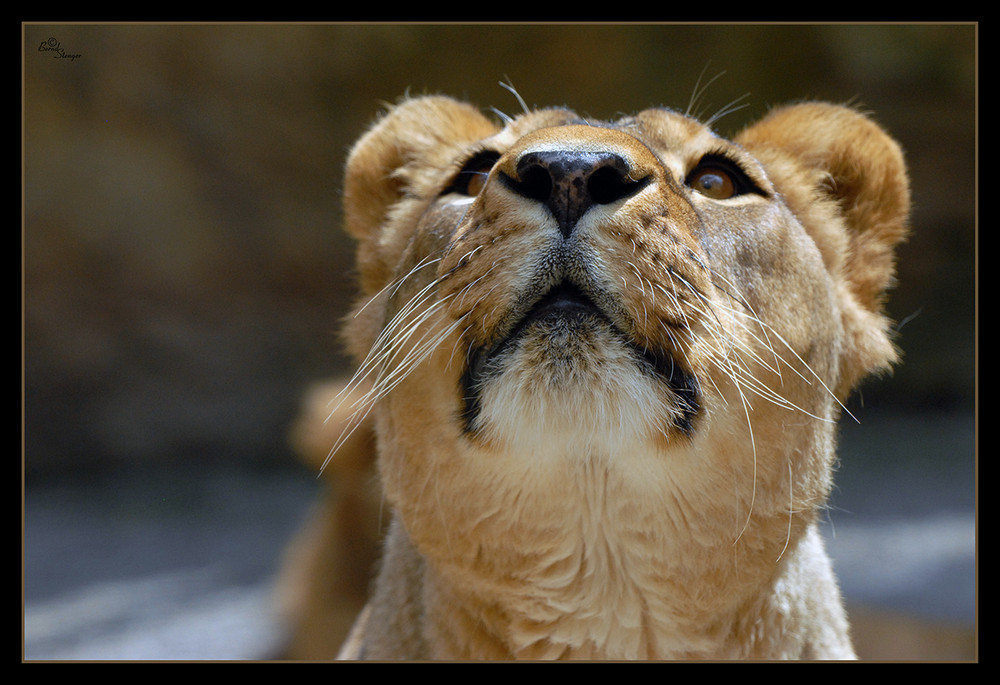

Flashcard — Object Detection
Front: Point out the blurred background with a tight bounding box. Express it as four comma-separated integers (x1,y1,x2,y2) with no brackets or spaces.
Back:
23,24,975,661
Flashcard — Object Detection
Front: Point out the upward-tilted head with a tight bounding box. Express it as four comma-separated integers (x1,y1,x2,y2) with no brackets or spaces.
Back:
292,94,909,660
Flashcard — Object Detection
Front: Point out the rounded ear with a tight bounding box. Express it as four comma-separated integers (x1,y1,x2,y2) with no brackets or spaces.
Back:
341,96,498,295
343,95,498,241
737,103,911,398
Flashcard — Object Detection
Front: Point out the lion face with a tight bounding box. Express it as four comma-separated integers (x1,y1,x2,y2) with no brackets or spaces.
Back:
333,97,908,648
436,111,840,456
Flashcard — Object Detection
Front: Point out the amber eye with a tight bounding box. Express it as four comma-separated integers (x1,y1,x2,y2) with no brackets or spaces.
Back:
446,151,500,197
462,167,490,196
685,153,766,201
687,166,737,200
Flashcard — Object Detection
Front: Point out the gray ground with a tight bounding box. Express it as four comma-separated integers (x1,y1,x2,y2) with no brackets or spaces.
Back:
23,411,975,661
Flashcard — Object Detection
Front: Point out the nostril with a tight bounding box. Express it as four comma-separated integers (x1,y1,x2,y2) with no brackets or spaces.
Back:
515,163,553,204
588,163,648,205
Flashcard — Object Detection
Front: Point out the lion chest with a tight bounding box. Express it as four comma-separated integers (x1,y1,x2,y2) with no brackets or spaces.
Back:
412,444,746,660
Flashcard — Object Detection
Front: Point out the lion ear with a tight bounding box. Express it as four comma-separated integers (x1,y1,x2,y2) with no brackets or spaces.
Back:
736,103,911,398
342,96,498,293
343,95,498,240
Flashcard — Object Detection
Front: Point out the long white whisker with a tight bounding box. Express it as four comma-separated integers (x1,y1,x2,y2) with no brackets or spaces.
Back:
755,321,857,424
776,459,794,563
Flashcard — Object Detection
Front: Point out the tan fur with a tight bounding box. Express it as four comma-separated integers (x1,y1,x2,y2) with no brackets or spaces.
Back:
277,96,909,660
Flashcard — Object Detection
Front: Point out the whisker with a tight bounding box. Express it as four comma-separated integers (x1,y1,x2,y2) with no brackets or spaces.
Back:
499,79,530,115
319,249,478,474
776,460,794,563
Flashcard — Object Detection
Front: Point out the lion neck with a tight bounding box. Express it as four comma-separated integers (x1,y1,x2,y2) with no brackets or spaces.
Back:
385,428,818,660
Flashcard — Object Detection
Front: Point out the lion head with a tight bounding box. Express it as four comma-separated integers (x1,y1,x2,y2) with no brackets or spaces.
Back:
317,95,908,659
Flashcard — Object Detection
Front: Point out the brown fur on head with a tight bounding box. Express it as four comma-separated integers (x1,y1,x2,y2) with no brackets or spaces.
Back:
281,95,909,660
735,103,910,398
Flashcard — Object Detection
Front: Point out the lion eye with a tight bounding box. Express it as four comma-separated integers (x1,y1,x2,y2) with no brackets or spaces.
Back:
685,154,764,200
462,167,490,196
446,151,500,196
687,166,736,199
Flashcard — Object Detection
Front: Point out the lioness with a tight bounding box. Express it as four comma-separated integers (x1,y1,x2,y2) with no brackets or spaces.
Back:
279,94,909,660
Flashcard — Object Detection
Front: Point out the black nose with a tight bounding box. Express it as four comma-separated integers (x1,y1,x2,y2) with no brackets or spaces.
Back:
502,150,650,238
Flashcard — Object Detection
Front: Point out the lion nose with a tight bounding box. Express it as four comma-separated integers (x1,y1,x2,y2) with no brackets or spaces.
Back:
502,149,650,238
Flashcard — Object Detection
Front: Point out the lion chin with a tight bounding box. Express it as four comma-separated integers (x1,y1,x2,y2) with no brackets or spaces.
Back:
275,94,910,661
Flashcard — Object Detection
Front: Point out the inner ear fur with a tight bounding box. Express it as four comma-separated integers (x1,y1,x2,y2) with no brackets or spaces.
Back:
736,102,911,398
